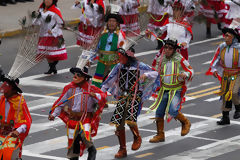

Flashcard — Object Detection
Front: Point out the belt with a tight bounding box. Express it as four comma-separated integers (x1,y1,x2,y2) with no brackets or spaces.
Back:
162,82,184,89
223,70,240,76
98,59,119,65
69,111,93,121
99,50,116,54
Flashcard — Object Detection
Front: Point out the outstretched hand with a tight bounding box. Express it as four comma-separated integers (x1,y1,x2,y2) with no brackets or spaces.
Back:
48,114,55,121
213,71,218,78
139,74,147,82
9,130,19,138
178,73,187,81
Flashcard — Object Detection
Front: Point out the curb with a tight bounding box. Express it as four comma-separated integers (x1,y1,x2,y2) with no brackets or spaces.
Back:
0,5,148,38
0,19,81,38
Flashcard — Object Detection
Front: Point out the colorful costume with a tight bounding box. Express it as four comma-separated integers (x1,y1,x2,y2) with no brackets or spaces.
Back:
206,27,240,125
118,0,140,37
149,39,193,143
92,14,125,88
50,67,107,159
198,0,230,37
74,0,104,48
33,4,67,61
101,48,158,158
147,0,170,49
152,0,194,66
33,3,67,74
199,0,228,24
0,75,32,160
224,0,240,33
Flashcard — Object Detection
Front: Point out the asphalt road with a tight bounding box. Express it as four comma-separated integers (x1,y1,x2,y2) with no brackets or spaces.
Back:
1,23,240,160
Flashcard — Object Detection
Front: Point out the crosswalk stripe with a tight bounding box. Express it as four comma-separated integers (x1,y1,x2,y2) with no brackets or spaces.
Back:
187,82,215,91
161,135,240,160
80,119,227,160
204,96,220,102
23,113,239,158
22,150,67,160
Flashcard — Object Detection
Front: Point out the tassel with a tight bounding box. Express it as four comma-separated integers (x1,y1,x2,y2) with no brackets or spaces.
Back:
225,91,232,101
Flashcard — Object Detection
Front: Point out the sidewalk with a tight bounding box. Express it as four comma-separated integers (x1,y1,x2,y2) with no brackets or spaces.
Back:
0,0,82,37
0,0,148,38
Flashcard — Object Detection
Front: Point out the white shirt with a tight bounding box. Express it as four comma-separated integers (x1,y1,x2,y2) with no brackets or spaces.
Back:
33,8,64,37
74,0,104,27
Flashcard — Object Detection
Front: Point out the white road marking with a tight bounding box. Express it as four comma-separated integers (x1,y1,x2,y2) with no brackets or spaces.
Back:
22,150,68,160
204,96,220,102
29,103,54,111
19,48,216,86
187,82,215,91
24,113,240,158
202,60,211,65
23,93,58,99
189,36,222,46
161,135,240,160
188,50,214,58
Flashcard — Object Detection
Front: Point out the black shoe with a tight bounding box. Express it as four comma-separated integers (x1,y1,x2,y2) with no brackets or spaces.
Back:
25,0,33,1
44,68,57,74
16,0,25,2
217,111,230,125
87,145,97,160
217,23,222,30
44,61,58,74
233,105,240,119
69,157,78,160
233,111,240,119
206,27,211,39
7,0,16,4
206,33,211,39
0,1,7,5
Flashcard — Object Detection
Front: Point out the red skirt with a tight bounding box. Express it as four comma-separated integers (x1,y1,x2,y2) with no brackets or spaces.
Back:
76,22,102,48
120,14,140,37
199,0,228,24
38,36,67,61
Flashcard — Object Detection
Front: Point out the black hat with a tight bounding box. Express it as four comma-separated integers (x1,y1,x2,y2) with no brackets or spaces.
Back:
1,76,22,93
163,38,181,49
222,27,240,42
117,47,136,58
105,13,123,24
70,67,92,79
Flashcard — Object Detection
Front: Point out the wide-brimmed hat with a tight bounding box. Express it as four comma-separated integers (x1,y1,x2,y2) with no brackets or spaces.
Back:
222,27,240,42
117,47,135,58
70,67,92,79
1,76,22,93
163,38,181,49
105,13,123,24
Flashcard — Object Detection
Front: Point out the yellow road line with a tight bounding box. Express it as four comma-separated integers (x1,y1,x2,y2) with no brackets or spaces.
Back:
190,90,219,99
46,91,62,96
211,41,223,45
211,113,222,118
135,152,154,158
96,146,110,150
187,86,220,96
194,72,203,75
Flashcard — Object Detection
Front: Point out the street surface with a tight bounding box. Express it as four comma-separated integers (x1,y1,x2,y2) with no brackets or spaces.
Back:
1,22,240,160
